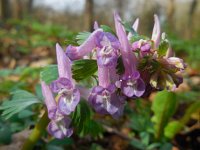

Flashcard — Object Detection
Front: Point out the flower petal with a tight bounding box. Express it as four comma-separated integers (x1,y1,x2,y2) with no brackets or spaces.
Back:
50,77,73,93
41,81,57,120
151,14,161,48
47,117,73,139
56,43,72,80
58,88,80,115
114,12,136,74
94,21,99,30
98,66,110,88
133,78,145,97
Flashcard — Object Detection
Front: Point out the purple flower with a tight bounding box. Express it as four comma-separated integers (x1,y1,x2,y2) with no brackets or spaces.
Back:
48,116,73,139
114,12,145,97
132,39,151,52
51,44,80,115
66,29,120,67
120,71,146,97
88,66,125,118
66,29,103,60
96,32,120,67
166,57,186,71
50,78,80,115
41,81,73,139
41,81,57,120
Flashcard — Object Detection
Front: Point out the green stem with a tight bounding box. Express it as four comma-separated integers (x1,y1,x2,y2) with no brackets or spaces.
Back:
22,110,49,150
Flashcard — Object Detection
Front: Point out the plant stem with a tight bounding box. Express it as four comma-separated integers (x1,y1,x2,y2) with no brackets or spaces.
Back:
22,110,49,150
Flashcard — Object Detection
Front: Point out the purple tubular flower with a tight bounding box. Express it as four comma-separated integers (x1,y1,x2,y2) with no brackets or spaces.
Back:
121,71,145,97
151,15,161,48
41,81,57,120
96,32,120,67
48,116,73,139
56,43,72,81
41,81,73,139
114,12,136,73
127,18,139,40
66,29,120,67
114,12,145,97
132,40,151,52
66,29,103,60
50,78,80,115
166,57,186,70
88,66,125,117
51,44,80,115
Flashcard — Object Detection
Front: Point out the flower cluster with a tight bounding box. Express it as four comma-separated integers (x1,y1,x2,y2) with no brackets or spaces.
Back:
41,12,185,139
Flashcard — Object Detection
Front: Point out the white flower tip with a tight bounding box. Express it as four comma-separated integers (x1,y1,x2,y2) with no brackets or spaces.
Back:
152,14,161,48
114,11,121,22
94,21,99,30
133,18,139,32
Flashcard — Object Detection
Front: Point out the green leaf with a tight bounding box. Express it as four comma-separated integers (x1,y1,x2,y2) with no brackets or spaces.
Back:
40,64,58,84
76,32,91,45
90,143,103,150
121,21,137,35
160,143,172,150
164,101,200,139
0,90,42,119
48,138,73,146
147,143,161,150
140,132,150,146
0,121,12,144
151,91,177,140
100,25,116,35
64,38,78,46
130,139,146,150
71,101,92,133
164,121,183,139
0,69,13,77
130,34,149,43
80,119,103,137
71,101,103,137
180,101,200,124
18,109,35,118
72,59,97,81
40,60,97,83
158,40,169,57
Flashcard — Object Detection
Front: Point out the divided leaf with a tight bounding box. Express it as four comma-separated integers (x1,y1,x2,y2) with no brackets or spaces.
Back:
72,59,97,81
0,90,42,119
40,64,58,84
76,32,91,45
71,101,103,137
121,21,137,35
100,25,116,35
40,59,97,84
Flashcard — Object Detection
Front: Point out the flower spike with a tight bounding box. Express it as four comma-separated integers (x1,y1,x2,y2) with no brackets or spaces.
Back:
114,12,145,97
51,44,80,115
